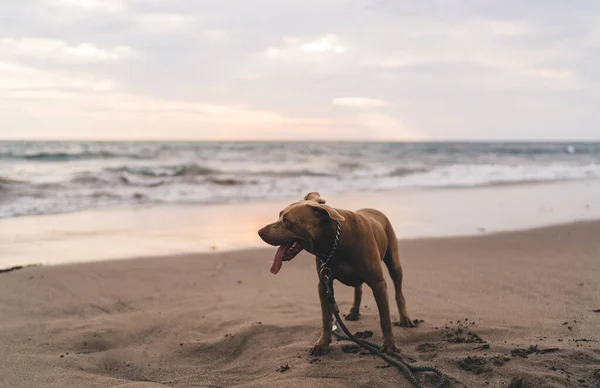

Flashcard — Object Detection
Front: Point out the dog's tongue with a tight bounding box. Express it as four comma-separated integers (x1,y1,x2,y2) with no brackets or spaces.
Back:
270,245,287,274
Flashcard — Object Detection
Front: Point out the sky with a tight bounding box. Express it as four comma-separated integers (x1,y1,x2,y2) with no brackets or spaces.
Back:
1,0,599,141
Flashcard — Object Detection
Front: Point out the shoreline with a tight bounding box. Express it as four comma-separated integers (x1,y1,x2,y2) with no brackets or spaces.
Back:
1,220,599,387
2,179,600,270
2,177,598,223
2,218,600,274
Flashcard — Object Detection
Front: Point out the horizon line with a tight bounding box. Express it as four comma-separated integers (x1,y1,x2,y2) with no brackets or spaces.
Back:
1,138,599,143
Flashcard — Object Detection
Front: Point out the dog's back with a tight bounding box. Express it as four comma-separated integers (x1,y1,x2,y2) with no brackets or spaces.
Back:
336,208,395,262
356,208,391,230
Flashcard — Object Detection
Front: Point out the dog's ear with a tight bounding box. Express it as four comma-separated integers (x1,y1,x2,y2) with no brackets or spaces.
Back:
303,192,326,204
308,203,345,222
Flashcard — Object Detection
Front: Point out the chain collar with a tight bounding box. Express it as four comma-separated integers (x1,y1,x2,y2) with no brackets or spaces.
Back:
318,220,342,280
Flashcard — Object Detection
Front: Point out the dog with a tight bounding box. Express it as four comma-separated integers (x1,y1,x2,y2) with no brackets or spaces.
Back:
257,192,414,356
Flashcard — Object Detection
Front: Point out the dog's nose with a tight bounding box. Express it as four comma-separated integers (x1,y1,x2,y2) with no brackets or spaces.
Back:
257,227,266,240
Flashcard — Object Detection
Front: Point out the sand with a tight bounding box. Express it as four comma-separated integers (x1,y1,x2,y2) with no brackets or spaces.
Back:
1,221,599,388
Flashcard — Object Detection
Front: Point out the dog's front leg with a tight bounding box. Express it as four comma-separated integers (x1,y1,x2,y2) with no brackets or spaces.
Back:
370,279,398,354
310,279,332,355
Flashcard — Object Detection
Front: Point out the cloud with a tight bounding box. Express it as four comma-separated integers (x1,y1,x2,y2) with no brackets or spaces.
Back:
6,90,75,100
266,34,346,58
332,97,388,108
2,0,600,140
237,74,260,81
0,61,115,92
201,29,232,44
354,113,419,140
136,13,195,33
527,69,573,80
0,61,345,139
0,37,133,62
48,0,126,13
372,55,575,91
364,17,577,88
134,13,231,44
483,21,524,36
0,89,349,140
301,35,346,53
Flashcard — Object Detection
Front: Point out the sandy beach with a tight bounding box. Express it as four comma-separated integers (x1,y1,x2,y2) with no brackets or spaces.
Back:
3,0,600,384
1,220,599,388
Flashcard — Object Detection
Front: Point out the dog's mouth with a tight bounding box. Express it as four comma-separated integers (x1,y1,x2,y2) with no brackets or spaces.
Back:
270,241,303,274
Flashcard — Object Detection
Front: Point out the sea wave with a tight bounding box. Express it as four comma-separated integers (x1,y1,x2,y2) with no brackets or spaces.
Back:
417,143,598,156
0,151,151,161
480,144,587,156
337,162,364,170
394,163,600,188
103,164,336,179
266,169,334,178
0,176,22,184
70,174,109,185
10,163,600,191
2,139,600,219
388,167,429,177
106,164,218,178
207,177,249,186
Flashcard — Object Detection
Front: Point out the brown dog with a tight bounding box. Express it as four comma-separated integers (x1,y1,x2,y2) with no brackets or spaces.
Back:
258,192,414,355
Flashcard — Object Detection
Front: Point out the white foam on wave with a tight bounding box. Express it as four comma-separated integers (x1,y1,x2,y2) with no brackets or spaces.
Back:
395,163,600,187
2,138,600,219
2,163,600,219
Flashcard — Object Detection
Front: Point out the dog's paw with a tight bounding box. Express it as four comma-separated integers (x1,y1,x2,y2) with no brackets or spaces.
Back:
380,340,399,355
344,308,360,321
397,316,417,328
310,343,331,356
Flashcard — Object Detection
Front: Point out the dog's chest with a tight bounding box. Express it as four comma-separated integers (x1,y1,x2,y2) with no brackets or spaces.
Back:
333,262,363,287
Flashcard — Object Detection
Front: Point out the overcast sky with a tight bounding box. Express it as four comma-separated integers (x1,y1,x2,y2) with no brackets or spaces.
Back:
1,0,599,141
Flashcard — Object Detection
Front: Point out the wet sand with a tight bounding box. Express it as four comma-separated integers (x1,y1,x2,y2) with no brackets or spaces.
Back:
2,179,600,270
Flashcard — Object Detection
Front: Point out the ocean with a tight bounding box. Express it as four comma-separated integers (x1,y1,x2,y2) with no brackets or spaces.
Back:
1,141,600,219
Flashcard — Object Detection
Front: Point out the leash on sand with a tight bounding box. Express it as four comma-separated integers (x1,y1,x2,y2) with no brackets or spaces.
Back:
319,221,448,388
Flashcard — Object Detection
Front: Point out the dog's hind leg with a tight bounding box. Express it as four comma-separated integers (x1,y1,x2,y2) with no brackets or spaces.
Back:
383,233,415,328
369,278,397,353
345,286,362,321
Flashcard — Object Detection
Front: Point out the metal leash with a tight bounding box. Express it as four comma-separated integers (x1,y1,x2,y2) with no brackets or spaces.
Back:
319,221,448,388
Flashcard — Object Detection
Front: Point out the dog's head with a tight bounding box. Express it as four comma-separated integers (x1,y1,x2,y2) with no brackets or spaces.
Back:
258,192,345,274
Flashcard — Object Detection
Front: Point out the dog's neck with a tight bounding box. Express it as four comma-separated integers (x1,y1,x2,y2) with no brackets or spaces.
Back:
314,220,342,262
